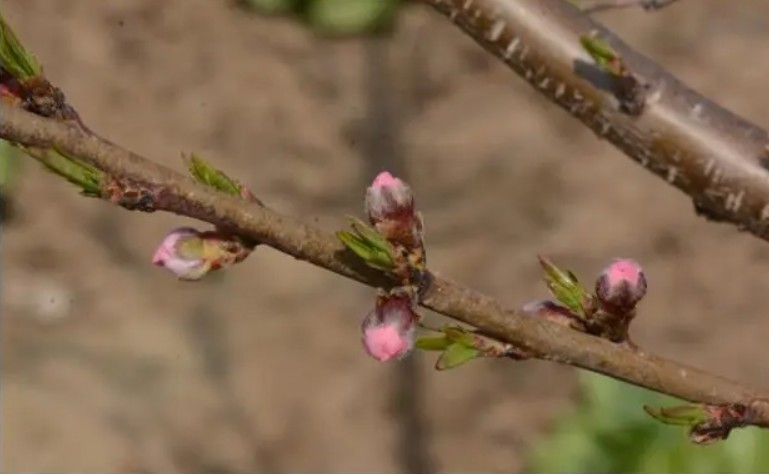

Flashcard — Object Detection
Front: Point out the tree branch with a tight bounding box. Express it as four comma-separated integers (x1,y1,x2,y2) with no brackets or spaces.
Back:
3,104,769,428
420,0,769,242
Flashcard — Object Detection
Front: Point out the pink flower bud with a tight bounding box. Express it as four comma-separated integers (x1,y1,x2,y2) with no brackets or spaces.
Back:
365,171,415,224
595,258,647,313
361,294,417,362
151,227,212,281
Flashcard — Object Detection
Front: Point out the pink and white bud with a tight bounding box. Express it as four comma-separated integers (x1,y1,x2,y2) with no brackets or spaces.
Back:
364,171,415,224
361,294,417,362
595,258,647,313
151,227,212,281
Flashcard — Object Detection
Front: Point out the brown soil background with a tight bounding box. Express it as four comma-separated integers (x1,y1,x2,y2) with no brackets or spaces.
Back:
3,1,769,472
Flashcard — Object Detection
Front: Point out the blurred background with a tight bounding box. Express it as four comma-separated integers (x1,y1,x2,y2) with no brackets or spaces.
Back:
3,0,769,472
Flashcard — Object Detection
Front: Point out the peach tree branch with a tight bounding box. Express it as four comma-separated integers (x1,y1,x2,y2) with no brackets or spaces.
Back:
3,3,768,444
2,103,769,442
420,0,769,242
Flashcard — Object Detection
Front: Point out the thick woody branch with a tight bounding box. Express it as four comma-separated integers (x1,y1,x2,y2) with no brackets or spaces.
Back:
420,0,769,242
3,104,769,426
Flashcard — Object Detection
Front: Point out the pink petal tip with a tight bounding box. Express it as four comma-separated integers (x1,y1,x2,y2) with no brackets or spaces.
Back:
605,258,643,286
362,324,413,362
371,171,400,190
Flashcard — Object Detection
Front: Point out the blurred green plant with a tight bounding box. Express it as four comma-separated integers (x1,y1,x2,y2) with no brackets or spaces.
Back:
0,139,22,191
0,139,23,221
526,372,769,473
239,0,402,36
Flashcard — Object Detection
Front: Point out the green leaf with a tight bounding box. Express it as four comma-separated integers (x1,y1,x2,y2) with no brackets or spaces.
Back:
435,342,480,371
336,217,394,271
305,0,399,36
362,244,394,271
643,404,709,427
349,216,391,249
0,11,42,79
442,325,478,347
35,148,102,197
580,34,621,75
336,228,393,271
336,229,374,257
184,153,242,196
415,335,451,351
537,255,589,316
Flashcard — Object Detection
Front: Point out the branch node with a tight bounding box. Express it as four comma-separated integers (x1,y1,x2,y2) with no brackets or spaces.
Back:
645,401,764,445
580,32,650,116
104,177,159,213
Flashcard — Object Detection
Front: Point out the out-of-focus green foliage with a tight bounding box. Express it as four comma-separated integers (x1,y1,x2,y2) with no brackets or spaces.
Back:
0,139,22,190
526,372,769,473
239,0,402,36
241,0,300,14
0,139,22,221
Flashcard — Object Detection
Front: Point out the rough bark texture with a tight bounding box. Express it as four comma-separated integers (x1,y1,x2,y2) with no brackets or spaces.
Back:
422,0,769,240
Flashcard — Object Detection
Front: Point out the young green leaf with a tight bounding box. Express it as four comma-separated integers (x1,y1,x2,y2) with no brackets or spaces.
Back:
336,217,395,271
538,255,589,316
0,12,42,79
36,148,102,197
443,325,478,347
435,342,480,370
337,229,375,257
336,228,394,271
580,34,622,76
415,335,452,352
643,405,710,427
348,216,395,251
184,153,242,196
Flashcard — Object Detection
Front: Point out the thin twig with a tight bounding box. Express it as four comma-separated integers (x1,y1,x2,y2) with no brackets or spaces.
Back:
420,0,769,243
577,0,681,13
2,104,769,428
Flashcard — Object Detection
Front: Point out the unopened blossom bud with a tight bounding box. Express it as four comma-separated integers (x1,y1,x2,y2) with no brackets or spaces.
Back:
361,293,417,362
595,258,647,313
365,171,415,224
151,227,212,281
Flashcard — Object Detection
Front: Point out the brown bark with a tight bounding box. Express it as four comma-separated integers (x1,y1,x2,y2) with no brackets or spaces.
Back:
421,0,769,243
3,104,769,428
